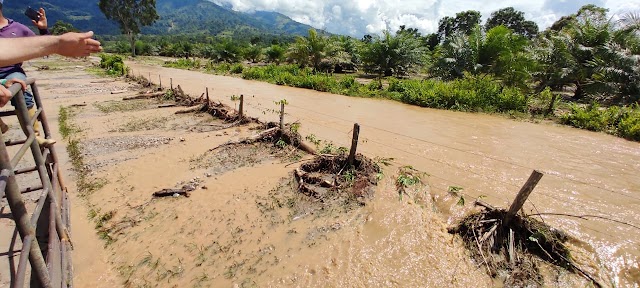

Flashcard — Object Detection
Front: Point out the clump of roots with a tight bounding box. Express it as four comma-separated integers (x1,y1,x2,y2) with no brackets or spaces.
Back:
450,207,600,287
294,154,381,205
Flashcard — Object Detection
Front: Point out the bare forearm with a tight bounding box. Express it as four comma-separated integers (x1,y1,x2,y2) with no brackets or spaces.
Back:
0,31,102,66
0,36,59,66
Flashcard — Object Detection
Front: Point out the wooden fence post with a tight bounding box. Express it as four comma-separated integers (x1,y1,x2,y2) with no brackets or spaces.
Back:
206,87,209,103
348,123,360,166
159,75,162,89
504,170,544,226
239,94,244,118
170,78,173,90
279,103,285,130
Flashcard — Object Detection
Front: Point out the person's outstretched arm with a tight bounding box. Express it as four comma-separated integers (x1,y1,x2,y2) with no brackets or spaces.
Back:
0,31,102,67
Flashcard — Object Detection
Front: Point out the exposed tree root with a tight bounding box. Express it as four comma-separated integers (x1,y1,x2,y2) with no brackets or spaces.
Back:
210,124,316,155
449,203,602,287
294,154,381,205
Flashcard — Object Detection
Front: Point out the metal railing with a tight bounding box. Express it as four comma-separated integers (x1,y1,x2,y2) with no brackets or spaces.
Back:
1,78,72,287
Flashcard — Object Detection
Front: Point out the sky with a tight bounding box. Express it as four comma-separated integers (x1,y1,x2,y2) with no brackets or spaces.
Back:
209,0,640,36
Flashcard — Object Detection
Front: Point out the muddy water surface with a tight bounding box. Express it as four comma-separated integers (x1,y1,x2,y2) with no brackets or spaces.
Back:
128,62,640,286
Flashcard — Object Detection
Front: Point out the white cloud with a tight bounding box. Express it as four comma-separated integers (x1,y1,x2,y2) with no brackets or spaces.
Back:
209,0,640,36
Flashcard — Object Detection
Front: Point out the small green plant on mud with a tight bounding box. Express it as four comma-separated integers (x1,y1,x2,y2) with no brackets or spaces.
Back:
276,139,287,148
396,166,426,200
343,169,356,184
305,134,321,148
290,122,301,133
448,186,465,206
275,99,289,106
161,89,175,101
319,142,335,154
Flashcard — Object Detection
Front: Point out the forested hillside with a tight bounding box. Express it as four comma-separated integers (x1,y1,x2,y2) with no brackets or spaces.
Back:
2,0,315,37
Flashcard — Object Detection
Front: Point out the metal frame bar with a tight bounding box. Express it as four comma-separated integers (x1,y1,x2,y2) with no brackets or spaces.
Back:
1,78,72,288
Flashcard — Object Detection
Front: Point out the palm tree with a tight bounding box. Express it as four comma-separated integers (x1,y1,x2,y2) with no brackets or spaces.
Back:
360,30,425,78
287,29,331,71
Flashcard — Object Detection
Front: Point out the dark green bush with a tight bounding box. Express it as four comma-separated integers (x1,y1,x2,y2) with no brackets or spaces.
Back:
163,59,201,69
99,54,126,76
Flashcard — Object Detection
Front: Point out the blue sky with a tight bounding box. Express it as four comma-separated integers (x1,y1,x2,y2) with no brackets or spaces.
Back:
210,0,640,36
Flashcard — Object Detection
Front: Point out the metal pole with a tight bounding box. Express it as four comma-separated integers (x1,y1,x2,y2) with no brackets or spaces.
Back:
0,142,52,287
14,89,71,247
32,82,68,192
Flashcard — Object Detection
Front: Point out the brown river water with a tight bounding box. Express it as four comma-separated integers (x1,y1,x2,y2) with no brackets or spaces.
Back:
127,62,640,287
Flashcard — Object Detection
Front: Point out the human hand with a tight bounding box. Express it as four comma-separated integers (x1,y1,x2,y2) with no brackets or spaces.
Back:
56,31,103,57
32,8,48,30
4,79,28,92
0,86,11,107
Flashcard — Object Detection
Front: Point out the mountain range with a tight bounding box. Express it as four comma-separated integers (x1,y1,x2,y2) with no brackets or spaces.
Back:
2,0,317,37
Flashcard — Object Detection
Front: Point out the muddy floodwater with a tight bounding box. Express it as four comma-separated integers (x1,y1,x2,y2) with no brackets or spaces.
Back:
127,62,639,286
6,56,636,287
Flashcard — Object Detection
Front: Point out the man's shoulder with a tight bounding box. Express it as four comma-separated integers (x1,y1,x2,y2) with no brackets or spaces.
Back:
8,20,32,31
4,20,33,36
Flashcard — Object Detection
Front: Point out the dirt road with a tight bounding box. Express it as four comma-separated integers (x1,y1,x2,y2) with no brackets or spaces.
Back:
128,61,640,286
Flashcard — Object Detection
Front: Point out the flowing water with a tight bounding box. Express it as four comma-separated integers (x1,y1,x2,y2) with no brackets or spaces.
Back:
129,62,640,286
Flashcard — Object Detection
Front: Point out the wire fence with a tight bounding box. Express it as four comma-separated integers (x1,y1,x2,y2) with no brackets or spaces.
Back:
137,70,640,242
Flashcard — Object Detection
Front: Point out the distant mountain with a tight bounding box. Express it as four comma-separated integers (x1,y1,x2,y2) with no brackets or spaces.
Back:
2,0,317,37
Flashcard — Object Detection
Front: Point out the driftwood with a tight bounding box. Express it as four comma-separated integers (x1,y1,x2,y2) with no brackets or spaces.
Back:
110,90,127,95
158,104,177,108
153,188,191,198
123,92,165,101
210,127,279,151
69,103,87,107
175,104,205,114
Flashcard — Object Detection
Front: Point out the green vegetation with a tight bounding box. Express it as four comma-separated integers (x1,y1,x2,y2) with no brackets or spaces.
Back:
561,104,640,141
99,54,127,76
58,106,108,198
112,4,639,141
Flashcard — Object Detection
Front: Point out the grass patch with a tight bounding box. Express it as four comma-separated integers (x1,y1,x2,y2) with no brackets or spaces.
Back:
58,106,108,198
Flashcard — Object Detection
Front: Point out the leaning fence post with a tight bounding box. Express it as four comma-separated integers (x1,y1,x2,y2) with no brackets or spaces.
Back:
504,170,544,227
279,102,285,130
239,94,244,118
348,123,360,166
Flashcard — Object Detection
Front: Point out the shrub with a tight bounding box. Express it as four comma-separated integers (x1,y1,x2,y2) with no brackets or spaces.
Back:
99,54,126,76
561,103,640,141
230,63,244,74
387,75,527,113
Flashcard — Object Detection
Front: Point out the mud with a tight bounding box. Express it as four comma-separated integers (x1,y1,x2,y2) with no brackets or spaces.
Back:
2,55,634,287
